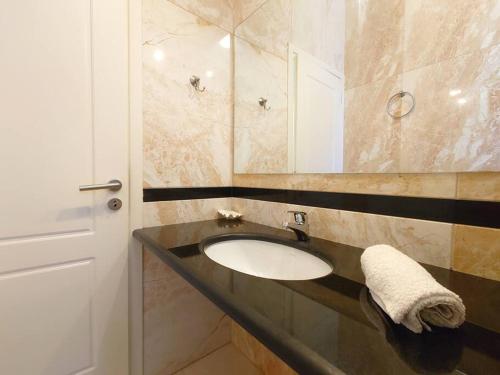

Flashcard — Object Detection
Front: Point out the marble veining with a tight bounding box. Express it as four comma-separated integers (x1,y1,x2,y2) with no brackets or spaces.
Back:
452,225,500,281
143,198,231,227
232,173,458,199
168,0,234,31
456,172,500,201
290,0,345,72
232,198,453,268
400,44,500,172
403,0,500,72
143,261,231,375
234,37,288,173
345,0,404,89
175,344,262,375
235,0,292,59
143,0,232,187
344,74,402,173
232,0,268,28
232,321,297,375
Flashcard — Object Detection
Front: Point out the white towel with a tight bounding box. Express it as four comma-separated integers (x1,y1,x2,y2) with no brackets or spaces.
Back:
360,244,465,333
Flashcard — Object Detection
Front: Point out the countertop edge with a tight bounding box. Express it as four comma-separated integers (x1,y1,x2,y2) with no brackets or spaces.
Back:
133,229,343,375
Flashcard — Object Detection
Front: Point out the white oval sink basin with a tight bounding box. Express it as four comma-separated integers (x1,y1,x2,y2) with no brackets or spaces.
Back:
203,238,332,280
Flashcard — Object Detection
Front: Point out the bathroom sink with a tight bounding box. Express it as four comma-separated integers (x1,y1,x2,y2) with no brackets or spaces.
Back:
200,234,333,280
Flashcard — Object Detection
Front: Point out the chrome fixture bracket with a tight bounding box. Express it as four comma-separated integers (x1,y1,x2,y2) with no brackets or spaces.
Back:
190,75,206,92
386,91,415,119
258,97,271,111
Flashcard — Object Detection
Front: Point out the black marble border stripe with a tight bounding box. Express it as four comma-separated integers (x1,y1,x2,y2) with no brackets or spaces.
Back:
143,187,500,229
143,186,232,202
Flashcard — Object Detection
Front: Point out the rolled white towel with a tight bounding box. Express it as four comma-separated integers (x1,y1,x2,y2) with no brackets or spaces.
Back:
360,244,465,333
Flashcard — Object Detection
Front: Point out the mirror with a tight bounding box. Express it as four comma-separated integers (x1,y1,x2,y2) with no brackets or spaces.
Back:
233,0,499,174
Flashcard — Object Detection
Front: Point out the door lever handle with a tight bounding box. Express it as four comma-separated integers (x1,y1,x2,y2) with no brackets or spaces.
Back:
79,179,122,192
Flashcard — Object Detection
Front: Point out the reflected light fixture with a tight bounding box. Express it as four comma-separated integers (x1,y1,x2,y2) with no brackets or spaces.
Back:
153,49,165,61
219,34,231,49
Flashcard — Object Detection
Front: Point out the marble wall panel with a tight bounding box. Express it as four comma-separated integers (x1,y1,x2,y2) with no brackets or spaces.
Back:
290,0,345,72
231,321,298,375
143,259,231,375
403,0,500,72
175,344,262,375
168,0,234,31
232,198,453,268
452,225,500,281
344,74,402,173
234,38,288,173
456,172,500,201
235,0,292,59
143,0,232,187
345,0,404,89
232,173,458,198
233,0,268,28
143,248,172,283
142,197,234,374
400,45,500,172
143,198,231,227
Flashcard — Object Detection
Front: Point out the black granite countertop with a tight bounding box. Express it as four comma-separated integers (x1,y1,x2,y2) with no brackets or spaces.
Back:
134,220,500,375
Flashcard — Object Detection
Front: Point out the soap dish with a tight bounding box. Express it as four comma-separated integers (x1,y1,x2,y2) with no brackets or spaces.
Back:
217,209,243,220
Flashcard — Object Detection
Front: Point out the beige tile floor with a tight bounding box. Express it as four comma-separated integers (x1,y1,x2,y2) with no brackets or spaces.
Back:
175,344,262,375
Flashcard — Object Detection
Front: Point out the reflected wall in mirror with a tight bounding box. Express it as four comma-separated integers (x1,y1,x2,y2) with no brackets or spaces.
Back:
233,0,500,174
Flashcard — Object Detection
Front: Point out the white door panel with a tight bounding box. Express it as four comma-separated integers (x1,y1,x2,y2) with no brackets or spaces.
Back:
289,45,344,173
0,0,94,240
0,260,94,375
0,1,129,374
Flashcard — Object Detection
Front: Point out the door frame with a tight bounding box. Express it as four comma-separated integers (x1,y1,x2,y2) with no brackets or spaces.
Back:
128,0,144,374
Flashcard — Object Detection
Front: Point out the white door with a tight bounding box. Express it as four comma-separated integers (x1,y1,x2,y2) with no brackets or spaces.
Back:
0,1,129,374
290,46,344,173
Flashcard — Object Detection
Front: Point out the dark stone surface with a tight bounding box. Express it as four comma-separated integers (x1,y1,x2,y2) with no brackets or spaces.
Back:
134,220,500,375
143,187,500,228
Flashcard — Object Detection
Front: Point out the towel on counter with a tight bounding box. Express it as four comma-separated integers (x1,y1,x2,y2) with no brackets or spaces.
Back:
360,244,465,333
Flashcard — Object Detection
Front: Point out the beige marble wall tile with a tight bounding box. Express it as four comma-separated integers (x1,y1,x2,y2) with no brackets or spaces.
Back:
143,0,232,187
344,74,402,173
403,0,500,72
400,45,500,172
452,225,500,281
235,0,291,59
233,0,268,28
176,344,262,375
310,206,453,268
144,261,231,375
232,198,453,268
457,172,500,201
233,173,458,198
168,0,234,31
143,198,231,227
143,247,171,283
345,0,403,89
290,0,345,72
235,126,288,173
234,38,288,173
231,321,298,375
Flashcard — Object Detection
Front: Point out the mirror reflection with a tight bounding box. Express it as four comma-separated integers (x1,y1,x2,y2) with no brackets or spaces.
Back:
233,0,499,174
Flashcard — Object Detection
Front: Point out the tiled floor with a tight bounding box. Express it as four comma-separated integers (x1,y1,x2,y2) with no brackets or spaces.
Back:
175,344,262,375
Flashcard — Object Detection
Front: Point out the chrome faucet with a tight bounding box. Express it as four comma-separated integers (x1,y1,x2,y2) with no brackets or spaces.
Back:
283,210,309,241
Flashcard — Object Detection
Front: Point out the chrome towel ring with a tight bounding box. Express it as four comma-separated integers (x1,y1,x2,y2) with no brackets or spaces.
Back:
386,91,415,119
